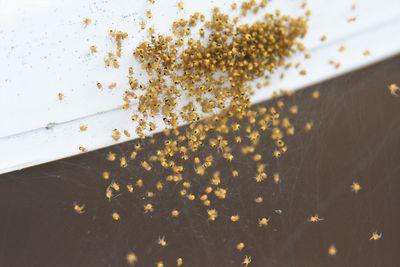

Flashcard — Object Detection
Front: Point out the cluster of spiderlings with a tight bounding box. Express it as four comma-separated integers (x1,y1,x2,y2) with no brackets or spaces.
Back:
105,30,128,68
101,90,314,266
121,3,308,139
70,2,387,265
96,1,314,265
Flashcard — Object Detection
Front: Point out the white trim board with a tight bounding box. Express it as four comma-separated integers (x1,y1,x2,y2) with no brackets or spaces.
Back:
1,0,400,174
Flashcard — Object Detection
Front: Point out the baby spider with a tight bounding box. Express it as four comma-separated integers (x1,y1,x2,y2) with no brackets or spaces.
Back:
106,152,116,161
133,142,142,151
304,121,313,131
242,255,251,266
79,124,88,131
158,236,167,247
112,212,120,221
140,20,146,30
350,182,361,193
255,172,267,183
141,161,152,171
144,203,154,213
234,136,242,143
236,242,245,251
328,244,337,256
110,181,120,191
102,171,110,180
90,45,97,53
146,10,152,19
136,179,144,188
388,83,399,96
120,157,127,168
108,82,117,90
231,123,241,131
254,196,263,204
83,18,92,27
171,209,180,217
369,231,382,241
312,90,320,99
106,188,113,201
308,214,324,223
258,217,270,227
230,215,240,222
194,165,206,176
273,150,281,158
126,252,138,266
272,173,281,184
126,184,134,193
73,202,85,214
57,92,64,101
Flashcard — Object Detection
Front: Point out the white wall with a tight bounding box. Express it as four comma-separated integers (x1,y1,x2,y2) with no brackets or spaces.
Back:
1,0,400,174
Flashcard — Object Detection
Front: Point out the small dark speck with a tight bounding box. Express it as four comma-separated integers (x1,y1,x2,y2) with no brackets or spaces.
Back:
46,122,57,130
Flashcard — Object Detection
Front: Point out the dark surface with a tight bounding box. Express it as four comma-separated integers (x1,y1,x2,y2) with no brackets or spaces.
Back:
1,55,400,267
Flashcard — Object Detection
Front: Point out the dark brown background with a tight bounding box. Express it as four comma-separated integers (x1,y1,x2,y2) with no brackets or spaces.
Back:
0,55,399,267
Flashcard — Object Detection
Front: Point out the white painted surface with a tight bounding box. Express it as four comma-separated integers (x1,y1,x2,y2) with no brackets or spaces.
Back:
1,0,400,174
